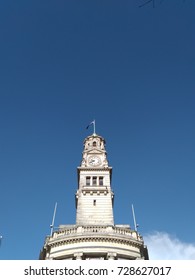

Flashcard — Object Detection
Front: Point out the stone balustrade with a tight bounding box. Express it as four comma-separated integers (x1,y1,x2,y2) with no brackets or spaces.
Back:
51,225,142,241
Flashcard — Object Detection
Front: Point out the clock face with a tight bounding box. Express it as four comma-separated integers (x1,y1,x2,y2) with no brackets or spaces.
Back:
88,156,101,166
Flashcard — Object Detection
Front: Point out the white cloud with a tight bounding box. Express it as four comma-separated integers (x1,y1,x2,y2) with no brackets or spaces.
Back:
144,231,195,260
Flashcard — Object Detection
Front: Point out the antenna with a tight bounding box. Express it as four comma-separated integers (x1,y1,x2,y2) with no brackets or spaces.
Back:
132,204,138,231
50,202,57,236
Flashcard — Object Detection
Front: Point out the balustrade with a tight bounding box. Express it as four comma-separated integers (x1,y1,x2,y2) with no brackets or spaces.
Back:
51,225,142,241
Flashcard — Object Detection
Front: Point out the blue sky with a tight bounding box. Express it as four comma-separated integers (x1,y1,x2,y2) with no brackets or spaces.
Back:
0,1,195,259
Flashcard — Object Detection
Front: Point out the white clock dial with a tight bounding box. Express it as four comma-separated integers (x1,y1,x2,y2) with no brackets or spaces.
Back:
88,156,101,166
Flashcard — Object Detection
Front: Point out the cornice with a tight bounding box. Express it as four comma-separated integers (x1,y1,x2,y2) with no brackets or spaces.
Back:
47,234,143,249
77,167,112,172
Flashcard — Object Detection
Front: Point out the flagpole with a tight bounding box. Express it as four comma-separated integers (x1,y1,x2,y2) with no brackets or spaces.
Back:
50,202,57,236
132,204,138,232
93,120,96,134
86,120,96,134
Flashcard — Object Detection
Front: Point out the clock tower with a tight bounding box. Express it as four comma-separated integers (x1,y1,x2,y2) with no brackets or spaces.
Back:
76,133,114,226
39,130,149,260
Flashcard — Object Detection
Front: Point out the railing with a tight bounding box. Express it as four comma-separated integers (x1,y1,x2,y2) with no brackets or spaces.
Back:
51,225,142,241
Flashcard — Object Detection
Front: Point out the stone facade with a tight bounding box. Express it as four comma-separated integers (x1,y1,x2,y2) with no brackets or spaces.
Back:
39,133,149,260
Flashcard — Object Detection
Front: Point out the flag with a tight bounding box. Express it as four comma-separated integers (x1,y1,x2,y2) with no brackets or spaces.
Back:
86,120,95,130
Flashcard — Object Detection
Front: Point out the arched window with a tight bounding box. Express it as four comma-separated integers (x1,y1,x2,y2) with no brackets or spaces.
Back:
93,141,96,147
